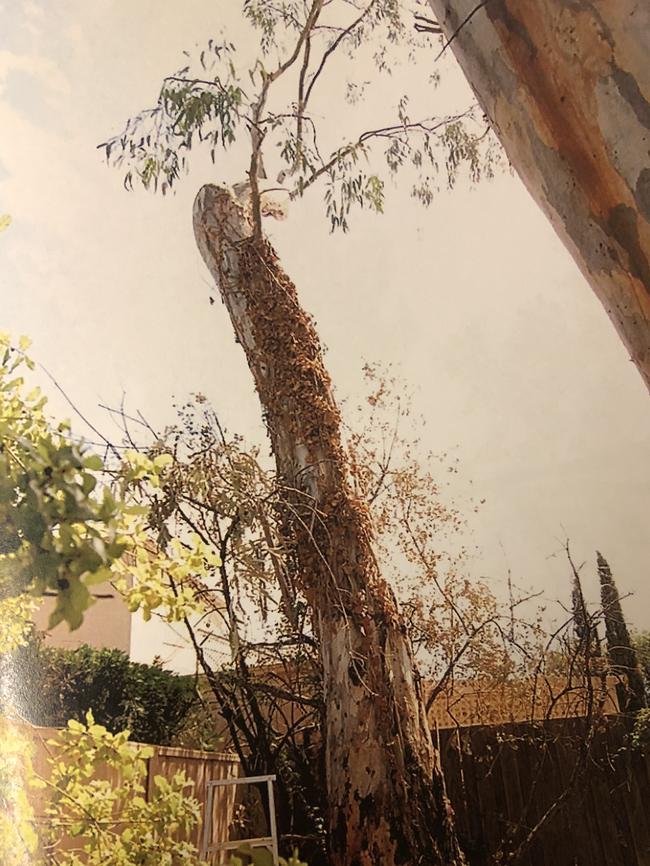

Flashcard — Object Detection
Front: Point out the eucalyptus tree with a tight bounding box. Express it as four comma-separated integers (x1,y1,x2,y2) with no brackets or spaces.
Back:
428,0,650,393
101,3,495,863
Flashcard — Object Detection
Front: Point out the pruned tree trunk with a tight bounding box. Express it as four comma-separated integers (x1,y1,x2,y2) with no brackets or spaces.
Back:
193,185,464,866
429,0,650,393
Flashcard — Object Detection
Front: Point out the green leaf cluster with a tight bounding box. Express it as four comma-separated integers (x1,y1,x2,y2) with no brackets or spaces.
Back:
105,40,244,195
34,712,205,866
324,145,385,232
629,707,650,751
101,1,501,230
0,717,38,866
0,336,127,643
0,335,220,656
110,448,221,624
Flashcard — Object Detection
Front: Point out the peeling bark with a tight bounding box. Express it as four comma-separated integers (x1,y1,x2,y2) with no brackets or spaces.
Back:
193,185,465,866
429,0,650,392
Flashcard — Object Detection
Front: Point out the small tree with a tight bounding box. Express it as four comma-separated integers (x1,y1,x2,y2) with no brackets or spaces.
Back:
106,374,553,860
563,541,600,669
632,631,650,695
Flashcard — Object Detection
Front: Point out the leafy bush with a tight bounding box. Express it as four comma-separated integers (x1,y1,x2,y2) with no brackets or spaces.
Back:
0,335,127,645
32,712,204,866
4,637,198,746
0,334,218,658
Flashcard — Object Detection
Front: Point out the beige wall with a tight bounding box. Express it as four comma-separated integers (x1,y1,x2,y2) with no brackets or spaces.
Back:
32,584,131,654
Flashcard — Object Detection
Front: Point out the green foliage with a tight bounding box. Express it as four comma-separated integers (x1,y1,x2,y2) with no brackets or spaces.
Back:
105,40,244,195
243,0,304,53
0,336,220,654
112,449,220,627
598,552,646,712
0,336,127,642
0,594,38,657
102,1,500,230
632,630,650,689
323,143,385,232
33,712,205,866
4,638,199,746
0,717,38,866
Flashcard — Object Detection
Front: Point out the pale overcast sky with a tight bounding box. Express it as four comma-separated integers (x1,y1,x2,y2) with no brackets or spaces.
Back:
2,1,649,669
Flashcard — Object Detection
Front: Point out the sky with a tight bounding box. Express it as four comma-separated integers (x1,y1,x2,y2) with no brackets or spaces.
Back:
1,1,649,669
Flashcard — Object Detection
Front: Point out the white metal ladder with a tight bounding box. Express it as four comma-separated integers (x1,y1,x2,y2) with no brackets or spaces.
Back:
200,773,279,865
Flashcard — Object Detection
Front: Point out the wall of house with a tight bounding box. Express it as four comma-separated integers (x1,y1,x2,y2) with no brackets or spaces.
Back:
31,583,132,654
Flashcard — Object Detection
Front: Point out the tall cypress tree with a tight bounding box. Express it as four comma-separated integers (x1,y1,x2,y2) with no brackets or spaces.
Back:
597,551,646,712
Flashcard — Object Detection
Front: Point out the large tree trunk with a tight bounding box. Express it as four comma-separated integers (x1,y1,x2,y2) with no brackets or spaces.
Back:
429,0,650,393
193,185,464,866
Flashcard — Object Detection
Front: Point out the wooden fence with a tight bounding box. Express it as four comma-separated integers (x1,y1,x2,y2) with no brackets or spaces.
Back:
17,715,650,865
438,715,650,866
427,676,620,728
19,722,240,853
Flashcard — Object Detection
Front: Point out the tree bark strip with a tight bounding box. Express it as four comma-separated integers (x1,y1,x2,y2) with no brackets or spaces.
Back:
429,0,650,393
193,185,464,866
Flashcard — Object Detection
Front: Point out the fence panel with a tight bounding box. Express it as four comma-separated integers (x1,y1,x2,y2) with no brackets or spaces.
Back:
148,744,239,849
13,721,240,857
439,716,650,866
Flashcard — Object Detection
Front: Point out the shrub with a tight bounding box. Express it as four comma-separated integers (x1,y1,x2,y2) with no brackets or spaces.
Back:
32,712,205,866
4,637,198,746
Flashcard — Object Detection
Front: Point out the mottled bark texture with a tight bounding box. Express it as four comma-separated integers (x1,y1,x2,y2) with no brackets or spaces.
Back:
429,0,650,392
193,185,464,866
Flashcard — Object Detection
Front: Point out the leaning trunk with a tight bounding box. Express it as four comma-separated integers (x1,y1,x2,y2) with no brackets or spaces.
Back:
429,0,650,393
193,185,464,866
